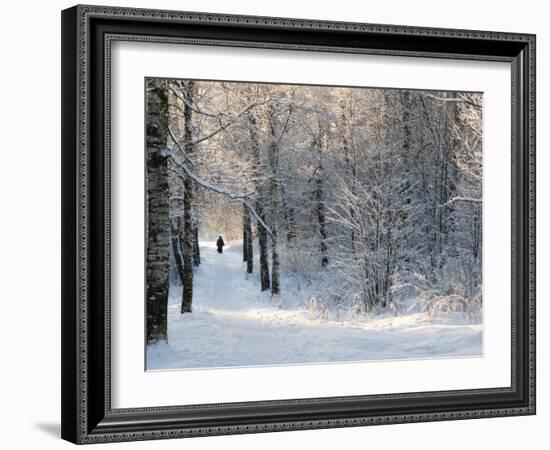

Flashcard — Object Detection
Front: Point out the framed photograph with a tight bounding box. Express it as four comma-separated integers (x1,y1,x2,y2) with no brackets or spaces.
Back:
61,5,536,444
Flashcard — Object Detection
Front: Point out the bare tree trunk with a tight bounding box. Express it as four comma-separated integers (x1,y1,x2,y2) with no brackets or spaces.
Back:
181,81,195,313
257,194,270,290
248,113,270,291
146,81,170,343
316,126,328,267
192,224,200,266
316,176,328,267
281,184,296,242
341,96,356,253
243,204,253,273
181,181,194,312
270,161,280,296
268,114,280,297
170,217,185,285
286,207,296,242
242,203,248,262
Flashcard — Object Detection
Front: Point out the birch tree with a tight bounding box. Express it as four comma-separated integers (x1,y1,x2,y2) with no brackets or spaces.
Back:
145,79,170,342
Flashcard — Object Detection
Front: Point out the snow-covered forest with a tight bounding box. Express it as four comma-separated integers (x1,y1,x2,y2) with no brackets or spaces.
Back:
145,78,483,369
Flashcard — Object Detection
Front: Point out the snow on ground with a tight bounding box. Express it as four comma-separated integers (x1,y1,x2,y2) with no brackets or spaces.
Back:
147,240,482,370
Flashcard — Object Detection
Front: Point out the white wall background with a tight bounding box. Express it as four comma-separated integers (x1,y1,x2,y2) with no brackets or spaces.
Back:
0,0,545,448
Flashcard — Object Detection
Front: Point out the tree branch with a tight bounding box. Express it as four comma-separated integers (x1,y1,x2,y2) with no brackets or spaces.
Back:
161,147,273,236
170,99,271,147
439,197,482,207
168,86,220,118
421,93,482,109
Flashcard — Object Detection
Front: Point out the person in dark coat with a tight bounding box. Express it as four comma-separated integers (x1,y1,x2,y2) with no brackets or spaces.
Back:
216,235,225,254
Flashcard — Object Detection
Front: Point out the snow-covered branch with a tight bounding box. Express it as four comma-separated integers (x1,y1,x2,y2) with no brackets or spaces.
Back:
439,197,482,207
169,86,220,118
421,92,482,109
161,147,273,236
171,99,271,147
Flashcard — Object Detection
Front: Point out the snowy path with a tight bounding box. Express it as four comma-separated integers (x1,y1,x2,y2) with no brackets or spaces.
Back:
147,241,482,370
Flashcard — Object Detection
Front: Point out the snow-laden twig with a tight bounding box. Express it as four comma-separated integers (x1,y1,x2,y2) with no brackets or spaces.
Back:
168,85,220,118
171,99,271,147
421,92,482,109
439,196,482,207
161,147,273,236
167,127,193,162
275,106,294,146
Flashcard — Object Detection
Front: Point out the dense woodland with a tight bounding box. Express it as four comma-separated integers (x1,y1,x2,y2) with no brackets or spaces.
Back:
146,78,483,344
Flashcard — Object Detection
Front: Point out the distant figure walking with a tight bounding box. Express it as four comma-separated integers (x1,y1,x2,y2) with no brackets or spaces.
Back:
216,235,225,254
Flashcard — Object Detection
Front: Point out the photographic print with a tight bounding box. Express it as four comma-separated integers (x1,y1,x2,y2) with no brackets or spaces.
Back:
61,7,536,441
145,78,483,370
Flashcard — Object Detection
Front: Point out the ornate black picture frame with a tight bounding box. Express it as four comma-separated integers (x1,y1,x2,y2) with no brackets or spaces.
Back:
61,4,536,444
